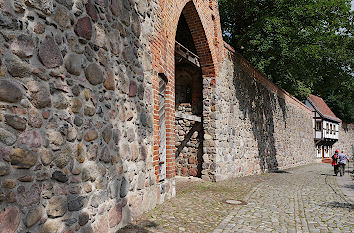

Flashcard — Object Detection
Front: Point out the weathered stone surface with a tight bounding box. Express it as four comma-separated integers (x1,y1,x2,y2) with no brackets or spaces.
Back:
86,0,98,22
25,0,53,14
85,63,104,85
28,108,43,128
56,0,73,9
10,34,34,58
108,204,122,228
38,36,63,68
67,195,85,211
48,196,67,217
84,104,96,116
18,175,34,182
78,212,89,226
71,98,82,113
75,143,86,163
102,126,112,144
67,127,77,142
2,179,17,189
24,206,42,227
54,4,71,28
81,163,103,182
17,130,42,148
0,161,11,176
0,128,16,146
42,219,60,233
5,115,26,131
18,184,41,206
90,191,106,208
104,69,115,90
0,207,20,233
75,16,92,40
84,129,98,142
0,80,23,103
5,53,32,78
34,22,45,34
53,93,69,109
95,24,108,49
47,129,64,147
52,170,68,183
99,146,111,163
54,145,72,168
128,81,137,97
27,81,51,108
87,144,98,161
10,148,37,169
120,176,129,198
64,53,82,76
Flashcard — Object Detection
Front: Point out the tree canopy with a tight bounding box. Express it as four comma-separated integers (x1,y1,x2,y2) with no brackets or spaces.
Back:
219,0,354,122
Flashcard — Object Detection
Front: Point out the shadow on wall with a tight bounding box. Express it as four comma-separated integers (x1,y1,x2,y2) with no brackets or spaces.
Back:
231,64,288,172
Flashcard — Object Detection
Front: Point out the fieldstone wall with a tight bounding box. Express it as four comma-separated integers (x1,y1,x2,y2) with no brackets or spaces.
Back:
175,104,203,177
0,0,175,232
212,49,315,181
336,123,354,158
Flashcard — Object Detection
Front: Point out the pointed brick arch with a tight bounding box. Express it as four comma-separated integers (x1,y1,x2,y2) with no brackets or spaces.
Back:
178,2,216,76
152,0,222,182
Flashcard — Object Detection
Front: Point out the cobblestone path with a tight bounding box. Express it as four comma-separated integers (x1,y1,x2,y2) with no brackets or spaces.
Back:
214,163,354,233
120,163,353,233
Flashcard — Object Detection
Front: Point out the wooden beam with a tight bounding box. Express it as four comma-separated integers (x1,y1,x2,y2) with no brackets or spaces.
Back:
175,41,200,67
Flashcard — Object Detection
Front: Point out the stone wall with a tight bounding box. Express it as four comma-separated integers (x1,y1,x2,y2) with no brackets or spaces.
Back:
336,123,354,158
212,47,316,181
0,0,175,232
175,104,203,177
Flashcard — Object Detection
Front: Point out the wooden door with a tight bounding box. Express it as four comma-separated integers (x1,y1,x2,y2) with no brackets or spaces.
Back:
159,75,167,181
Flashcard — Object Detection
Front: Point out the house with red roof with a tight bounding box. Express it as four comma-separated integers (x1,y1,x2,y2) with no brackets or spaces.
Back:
305,95,341,158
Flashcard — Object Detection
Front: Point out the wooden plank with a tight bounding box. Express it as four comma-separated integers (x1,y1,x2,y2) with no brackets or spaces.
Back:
175,41,200,67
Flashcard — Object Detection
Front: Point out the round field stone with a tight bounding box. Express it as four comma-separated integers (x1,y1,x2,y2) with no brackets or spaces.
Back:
24,206,42,227
0,162,11,176
38,36,63,68
74,16,92,40
0,128,16,146
84,129,98,142
0,207,20,233
0,80,23,103
5,115,26,131
48,196,67,217
64,53,82,76
85,63,104,85
10,34,34,58
10,148,37,169
52,170,68,183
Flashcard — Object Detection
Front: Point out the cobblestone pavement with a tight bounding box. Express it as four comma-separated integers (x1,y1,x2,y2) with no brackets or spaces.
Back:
214,163,354,233
120,163,353,233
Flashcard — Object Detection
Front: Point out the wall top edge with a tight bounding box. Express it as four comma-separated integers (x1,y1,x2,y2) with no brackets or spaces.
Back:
223,42,312,114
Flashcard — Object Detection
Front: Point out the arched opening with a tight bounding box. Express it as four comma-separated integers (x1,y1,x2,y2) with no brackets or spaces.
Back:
174,5,206,178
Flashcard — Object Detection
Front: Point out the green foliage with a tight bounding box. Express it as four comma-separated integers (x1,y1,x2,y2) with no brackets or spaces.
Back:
219,0,354,122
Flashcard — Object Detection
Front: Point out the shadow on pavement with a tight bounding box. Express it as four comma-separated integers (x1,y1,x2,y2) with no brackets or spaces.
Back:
322,202,354,210
118,220,158,233
269,170,291,174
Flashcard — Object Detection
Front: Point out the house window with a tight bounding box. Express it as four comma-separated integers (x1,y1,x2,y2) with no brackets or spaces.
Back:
330,124,332,134
315,121,321,131
326,123,329,134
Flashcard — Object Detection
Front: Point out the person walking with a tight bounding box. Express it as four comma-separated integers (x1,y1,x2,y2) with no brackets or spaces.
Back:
338,150,349,176
331,150,340,176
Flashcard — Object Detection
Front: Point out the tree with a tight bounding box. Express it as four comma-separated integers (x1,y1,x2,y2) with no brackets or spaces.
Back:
219,0,354,122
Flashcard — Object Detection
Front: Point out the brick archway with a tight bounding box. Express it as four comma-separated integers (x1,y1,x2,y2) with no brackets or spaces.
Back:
152,0,220,182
